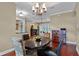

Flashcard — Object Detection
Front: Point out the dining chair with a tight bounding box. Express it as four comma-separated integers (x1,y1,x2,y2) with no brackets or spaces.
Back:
22,33,29,40
52,39,63,56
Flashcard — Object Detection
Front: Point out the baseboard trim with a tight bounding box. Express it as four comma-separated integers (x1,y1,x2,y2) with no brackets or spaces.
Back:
0,48,15,56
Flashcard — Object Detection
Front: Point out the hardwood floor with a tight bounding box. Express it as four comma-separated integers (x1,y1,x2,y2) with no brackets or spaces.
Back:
2,51,16,56
2,43,79,56
61,44,78,56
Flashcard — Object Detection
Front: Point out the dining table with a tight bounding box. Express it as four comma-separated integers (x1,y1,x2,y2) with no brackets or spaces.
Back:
21,36,57,56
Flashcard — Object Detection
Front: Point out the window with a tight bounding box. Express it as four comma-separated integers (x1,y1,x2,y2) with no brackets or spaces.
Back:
39,23,50,35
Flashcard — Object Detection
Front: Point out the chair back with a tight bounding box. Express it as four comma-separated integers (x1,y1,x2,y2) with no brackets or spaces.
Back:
55,39,63,55
22,33,29,40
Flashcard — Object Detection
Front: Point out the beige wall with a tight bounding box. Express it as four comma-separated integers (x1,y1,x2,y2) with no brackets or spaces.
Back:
76,3,79,42
50,12,77,42
0,3,16,52
75,3,79,53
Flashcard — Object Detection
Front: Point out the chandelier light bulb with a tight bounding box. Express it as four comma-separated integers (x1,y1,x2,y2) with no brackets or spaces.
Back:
34,9,37,13
42,3,46,9
44,7,47,12
32,6,35,12
40,9,43,14
35,3,39,9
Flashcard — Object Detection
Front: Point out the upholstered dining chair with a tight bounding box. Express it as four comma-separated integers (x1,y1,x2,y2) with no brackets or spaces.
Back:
52,39,63,56
20,33,29,56
21,33,36,56
22,33,29,40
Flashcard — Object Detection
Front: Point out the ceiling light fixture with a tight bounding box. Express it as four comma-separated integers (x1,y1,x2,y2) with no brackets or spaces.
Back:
32,3,47,15
16,9,28,17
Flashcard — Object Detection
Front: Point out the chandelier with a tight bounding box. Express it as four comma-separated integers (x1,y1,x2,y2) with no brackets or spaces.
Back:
32,3,47,15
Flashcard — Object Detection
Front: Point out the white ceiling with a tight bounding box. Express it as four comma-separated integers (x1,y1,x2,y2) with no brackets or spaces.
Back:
16,2,76,22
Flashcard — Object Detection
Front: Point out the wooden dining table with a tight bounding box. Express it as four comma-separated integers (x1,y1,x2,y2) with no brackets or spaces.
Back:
24,37,50,48
20,36,57,56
